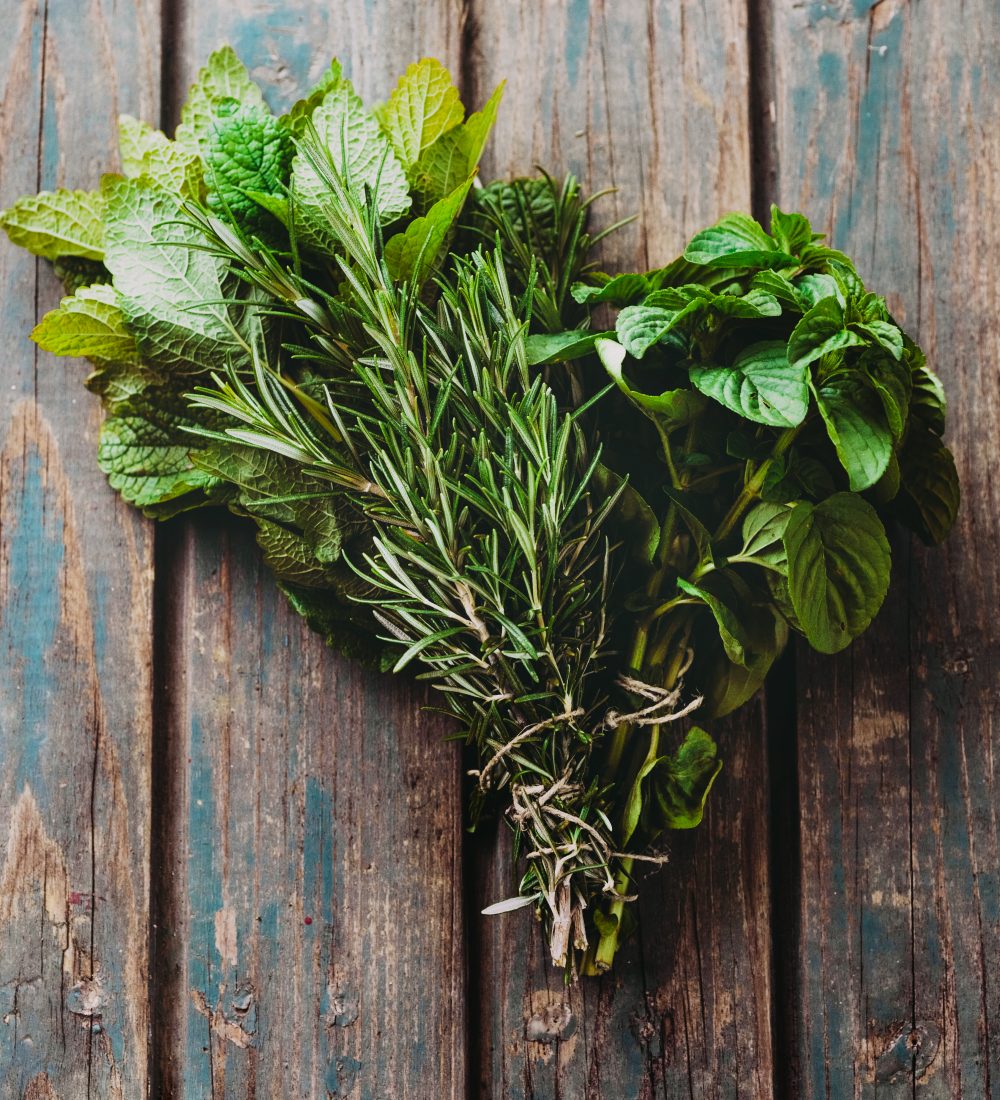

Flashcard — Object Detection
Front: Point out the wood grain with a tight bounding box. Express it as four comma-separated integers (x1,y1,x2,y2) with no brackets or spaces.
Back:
463,3,774,1096
765,0,1000,1094
0,1,160,1097
153,6,469,1097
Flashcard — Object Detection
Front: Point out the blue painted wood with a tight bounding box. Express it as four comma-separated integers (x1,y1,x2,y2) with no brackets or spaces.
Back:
154,8,468,1097
0,2,160,1097
766,0,1000,1093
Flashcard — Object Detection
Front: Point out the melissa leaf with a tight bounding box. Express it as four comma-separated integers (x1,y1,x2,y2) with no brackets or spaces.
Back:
376,58,464,169
32,283,140,363
383,179,471,285
175,45,268,156
0,188,104,260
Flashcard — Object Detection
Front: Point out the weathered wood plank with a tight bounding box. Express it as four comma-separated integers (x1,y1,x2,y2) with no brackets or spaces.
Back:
153,7,469,1096
766,0,1000,1094
464,4,774,1096
0,2,160,1097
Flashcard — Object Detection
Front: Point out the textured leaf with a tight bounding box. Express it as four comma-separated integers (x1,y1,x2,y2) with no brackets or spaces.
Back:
376,58,464,168
383,179,471,284
0,188,104,260
787,296,865,369
119,115,203,198
597,338,705,426
893,427,960,545
816,374,893,490
614,304,675,358
175,45,267,155
32,283,140,362
571,273,651,306
740,501,792,563
413,82,503,203
293,78,411,225
795,273,843,309
690,340,809,427
684,212,794,268
103,178,246,372
654,727,723,829
769,206,815,255
205,107,294,229
283,61,344,137
783,493,891,653
865,354,912,440
856,319,903,360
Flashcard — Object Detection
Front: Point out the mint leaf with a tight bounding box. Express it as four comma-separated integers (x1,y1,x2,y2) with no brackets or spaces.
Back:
677,576,749,667
690,340,809,428
205,107,294,230
614,304,675,358
769,206,815,255
571,273,651,306
893,427,960,545
32,283,140,362
783,492,891,653
597,337,705,426
0,188,104,260
376,58,464,169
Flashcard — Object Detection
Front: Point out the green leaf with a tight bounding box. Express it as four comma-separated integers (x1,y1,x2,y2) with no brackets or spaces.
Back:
0,188,104,260
525,329,608,366
292,77,411,225
856,319,903,360
654,727,723,829
571,273,650,306
783,492,891,653
740,501,792,563
32,283,140,362
597,338,706,426
592,463,660,567
412,82,504,202
283,61,344,138
119,115,203,199
175,45,268,156
98,406,214,515
383,179,472,285
751,270,801,309
103,178,247,372
865,354,911,441
690,340,809,428
683,212,795,268
702,608,788,717
910,359,947,435
614,304,675,358
677,576,749,667
787,296,865,369
376,58,464,169
205,107,294,230
815,373,894,490
769,206,815,255
893,427,960,545
795,273,843,309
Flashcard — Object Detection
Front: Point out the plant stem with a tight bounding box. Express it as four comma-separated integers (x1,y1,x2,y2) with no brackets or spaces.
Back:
713,423,803,543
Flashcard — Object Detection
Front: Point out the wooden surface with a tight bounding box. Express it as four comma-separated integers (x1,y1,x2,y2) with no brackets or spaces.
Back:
0,1,996,1097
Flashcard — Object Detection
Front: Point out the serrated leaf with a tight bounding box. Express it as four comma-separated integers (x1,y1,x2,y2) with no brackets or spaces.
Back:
614,304,676,358
654,727,723,830
103,178,247,372
32,283,140,362
783,492,890,653
690,340,809,428
175,45,268,155
0,188,104,260
292,77,411,226
769,206,815,255
893,427,960,545
795,272,843,310
412,82,503,203
283,61,344,137
205,107,294,230
787,296,865,370
376,58,464,169
856,319,903,360
571,273,651,306
119,115,204,199
677,575,749,667
684,212,795,268
383,179,471,284
816,373,893,490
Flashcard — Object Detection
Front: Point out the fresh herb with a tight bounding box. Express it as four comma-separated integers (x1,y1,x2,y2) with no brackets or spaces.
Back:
1,47,959,972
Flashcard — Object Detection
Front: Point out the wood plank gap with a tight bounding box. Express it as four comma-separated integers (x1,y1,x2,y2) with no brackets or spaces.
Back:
746,0,778,223
160,0,185,135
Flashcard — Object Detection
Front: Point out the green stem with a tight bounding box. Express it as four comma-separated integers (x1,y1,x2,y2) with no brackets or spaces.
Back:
713,424,803,543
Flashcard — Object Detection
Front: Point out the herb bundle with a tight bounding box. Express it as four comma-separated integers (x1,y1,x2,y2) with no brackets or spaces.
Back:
2,48,959,972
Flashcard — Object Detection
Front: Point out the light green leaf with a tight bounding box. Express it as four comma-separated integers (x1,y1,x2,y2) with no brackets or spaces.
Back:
103,178,246,372
412,82,504,203
283,60,344,137
119,115,203,199
740,501,792,562
690,341,809,427
654,727,723,830
783,492,891,653
816,374,893,490
376,58,464,169
769,206,815,255
525,329,608,366
614,304,675,358
292,77,411,225
383,179,471,284
787,296,865,369
175,45,268,155
856,319,904,361
571,274,651,306
32,283,140,362
795,273,843,309
684,212,795,268
0,188,104,260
